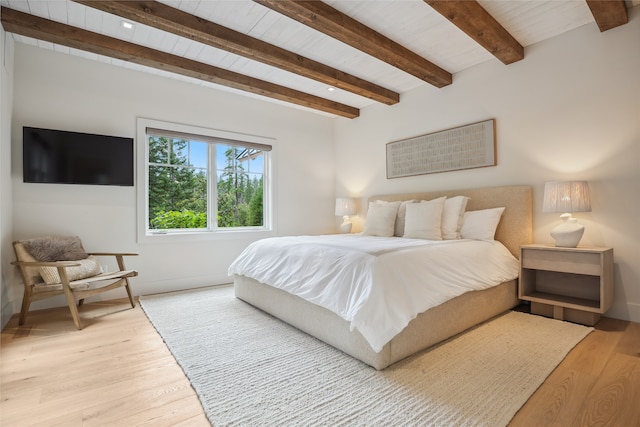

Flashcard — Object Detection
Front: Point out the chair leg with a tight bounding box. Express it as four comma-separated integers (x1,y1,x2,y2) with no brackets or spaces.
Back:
18,288,32,326
62,286,82,330
124,278,135,308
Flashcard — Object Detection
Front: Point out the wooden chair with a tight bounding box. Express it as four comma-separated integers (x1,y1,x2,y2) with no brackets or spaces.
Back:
11,237,138,329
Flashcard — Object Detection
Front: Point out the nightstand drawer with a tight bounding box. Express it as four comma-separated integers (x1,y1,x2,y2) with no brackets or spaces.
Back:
521,249,601,276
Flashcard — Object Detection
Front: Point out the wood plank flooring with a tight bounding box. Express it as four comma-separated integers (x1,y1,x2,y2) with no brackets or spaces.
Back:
1,289,639,426
1,296,210,426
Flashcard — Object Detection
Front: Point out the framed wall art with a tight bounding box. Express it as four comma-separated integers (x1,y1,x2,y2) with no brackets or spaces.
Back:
386,119,496,179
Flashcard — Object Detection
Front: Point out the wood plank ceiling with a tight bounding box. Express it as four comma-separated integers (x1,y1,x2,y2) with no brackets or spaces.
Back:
0,0,633,119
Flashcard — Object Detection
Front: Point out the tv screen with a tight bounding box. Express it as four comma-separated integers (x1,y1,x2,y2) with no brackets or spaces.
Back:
23,127,134,186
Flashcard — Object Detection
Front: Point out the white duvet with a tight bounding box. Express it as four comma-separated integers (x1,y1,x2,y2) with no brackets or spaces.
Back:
228,234,519,352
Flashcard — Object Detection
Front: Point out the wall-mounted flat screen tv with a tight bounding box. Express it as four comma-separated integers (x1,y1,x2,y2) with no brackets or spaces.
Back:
23,127,134,186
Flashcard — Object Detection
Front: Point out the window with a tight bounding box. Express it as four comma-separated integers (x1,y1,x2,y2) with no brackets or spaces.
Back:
137,119,273,240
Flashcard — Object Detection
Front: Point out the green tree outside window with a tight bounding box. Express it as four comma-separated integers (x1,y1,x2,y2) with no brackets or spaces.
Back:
148,136,264,231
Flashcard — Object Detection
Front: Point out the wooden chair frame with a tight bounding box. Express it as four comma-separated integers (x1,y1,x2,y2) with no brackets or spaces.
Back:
12,241,138,329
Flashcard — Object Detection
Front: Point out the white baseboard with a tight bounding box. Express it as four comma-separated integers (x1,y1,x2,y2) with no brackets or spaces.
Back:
1,301,12,331
605,301,640,324
135,275,233,297
627,302,640,324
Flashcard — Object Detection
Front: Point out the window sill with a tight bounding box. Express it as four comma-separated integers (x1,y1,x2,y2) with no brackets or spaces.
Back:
138,228,275,244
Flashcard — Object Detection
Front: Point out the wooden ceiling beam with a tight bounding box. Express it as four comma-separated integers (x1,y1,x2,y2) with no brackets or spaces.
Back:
585,0,628,32
424,0,524,65
254,0,452,88
0,7,359,119
73,0,398,105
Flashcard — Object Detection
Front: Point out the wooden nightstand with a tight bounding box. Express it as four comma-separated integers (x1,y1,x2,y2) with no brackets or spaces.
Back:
519,244,613,326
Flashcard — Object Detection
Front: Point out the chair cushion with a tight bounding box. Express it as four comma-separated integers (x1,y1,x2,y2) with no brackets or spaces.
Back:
21,236,88,262
39,256,102,285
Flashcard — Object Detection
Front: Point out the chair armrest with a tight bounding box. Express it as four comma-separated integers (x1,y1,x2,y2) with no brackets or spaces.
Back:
11,260,81,268
87,253,139,257
86,253,138,272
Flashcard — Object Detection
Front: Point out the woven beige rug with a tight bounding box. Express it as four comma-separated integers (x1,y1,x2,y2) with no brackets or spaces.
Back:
140,286,592,426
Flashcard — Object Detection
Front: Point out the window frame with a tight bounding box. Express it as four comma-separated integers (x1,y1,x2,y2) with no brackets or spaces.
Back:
136,118,276,243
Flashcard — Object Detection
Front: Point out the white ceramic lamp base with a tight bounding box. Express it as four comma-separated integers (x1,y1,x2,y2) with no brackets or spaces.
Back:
339,216,352,234
550,213,585,248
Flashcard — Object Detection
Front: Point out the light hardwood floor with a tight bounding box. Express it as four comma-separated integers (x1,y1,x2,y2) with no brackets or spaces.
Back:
1,291,639,426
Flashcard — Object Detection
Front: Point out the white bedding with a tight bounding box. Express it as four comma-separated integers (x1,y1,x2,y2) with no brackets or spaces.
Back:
228,234,519,352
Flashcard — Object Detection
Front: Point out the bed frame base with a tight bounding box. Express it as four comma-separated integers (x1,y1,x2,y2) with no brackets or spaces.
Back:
234,276,518,370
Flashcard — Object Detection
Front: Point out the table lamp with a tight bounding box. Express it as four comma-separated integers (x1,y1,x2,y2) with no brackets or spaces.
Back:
542,181,591,247
335,198,356,233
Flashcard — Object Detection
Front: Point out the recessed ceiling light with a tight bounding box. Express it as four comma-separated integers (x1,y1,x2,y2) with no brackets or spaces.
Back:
327,87,336,92
121,21,134,30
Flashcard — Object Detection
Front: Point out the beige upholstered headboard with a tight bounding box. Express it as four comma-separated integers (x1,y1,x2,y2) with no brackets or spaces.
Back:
369,185,532,258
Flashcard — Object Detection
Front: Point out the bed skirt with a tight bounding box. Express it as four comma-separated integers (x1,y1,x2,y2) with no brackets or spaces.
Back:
234,276,519,370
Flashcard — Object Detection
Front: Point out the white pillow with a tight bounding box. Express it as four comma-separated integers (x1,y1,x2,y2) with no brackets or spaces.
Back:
363,201,401,237
460,207,505,241
371,199,416,237
442,196,470,240
403,197,446,240
394,199,417,237
39,255,102,285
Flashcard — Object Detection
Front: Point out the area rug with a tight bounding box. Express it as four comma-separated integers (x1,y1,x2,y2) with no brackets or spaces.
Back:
140,286,592,427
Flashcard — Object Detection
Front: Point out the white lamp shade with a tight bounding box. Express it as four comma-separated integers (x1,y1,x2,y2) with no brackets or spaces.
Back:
542,181,591,213
335,198,356,216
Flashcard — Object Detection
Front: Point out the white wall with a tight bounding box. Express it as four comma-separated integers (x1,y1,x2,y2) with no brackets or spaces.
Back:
1,26,15,329
9,44,335,312
334,8,640,322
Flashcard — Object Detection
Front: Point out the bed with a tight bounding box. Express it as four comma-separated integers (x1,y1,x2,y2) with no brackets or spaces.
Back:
231,185,532,370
